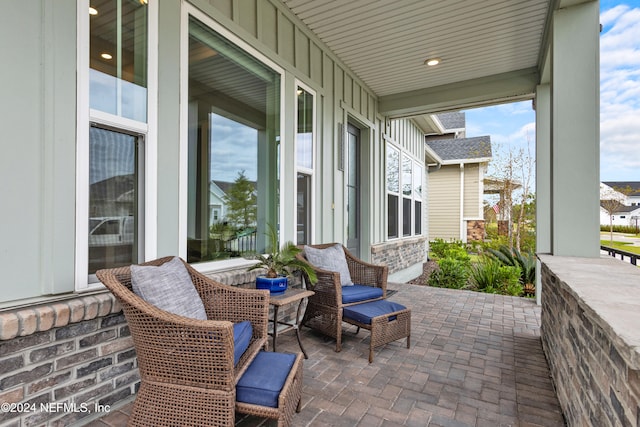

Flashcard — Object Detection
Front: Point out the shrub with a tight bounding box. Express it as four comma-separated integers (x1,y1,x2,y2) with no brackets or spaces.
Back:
486,245,535,286
469,258,522,296
429,238,470,262
428,257,470,289
600,224,639,234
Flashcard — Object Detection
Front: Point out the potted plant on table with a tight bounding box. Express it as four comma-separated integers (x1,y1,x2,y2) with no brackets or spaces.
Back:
247,225,317,294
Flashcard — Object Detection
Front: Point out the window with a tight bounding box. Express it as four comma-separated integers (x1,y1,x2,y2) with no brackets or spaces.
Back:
78,0,150,287
296,85,314,245
414,163,423,235
89,0,148,121
386,144,423,239
88,126,143,274
402,155,412,236
186,16,281,263
387,145,399,239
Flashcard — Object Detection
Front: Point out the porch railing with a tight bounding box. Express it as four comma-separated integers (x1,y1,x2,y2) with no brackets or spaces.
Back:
600,245,639,266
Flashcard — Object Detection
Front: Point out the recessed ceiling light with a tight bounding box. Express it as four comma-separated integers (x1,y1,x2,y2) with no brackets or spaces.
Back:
101,53,113,60
89,7,98,15
424,58,441,66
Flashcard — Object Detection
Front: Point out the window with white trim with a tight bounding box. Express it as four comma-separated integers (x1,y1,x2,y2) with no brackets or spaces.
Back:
78,0,150,287
296,84,315,245
186,15,281,262
386,143,423,239
387,145,400,239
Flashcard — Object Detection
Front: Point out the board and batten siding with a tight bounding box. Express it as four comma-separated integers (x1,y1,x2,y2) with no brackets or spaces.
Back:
194,0,384,249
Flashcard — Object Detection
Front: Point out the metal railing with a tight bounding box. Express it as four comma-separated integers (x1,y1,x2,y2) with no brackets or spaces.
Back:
600,245,639,266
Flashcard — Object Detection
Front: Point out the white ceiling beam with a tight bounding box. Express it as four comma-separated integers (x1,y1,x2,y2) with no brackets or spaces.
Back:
378,68,539,118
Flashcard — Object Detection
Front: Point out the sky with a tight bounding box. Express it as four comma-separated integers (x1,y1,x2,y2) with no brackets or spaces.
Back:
465,0,640,184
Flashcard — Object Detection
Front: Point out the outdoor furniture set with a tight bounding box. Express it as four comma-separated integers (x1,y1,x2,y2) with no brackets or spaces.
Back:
298,243,411,363
96,256,302,427
96,245,410,425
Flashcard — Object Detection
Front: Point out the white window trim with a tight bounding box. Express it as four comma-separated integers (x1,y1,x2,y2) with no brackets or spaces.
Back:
386,143,401,240
386,141,426,240
294,80,317,245
75,0,158,290
180,4,286,273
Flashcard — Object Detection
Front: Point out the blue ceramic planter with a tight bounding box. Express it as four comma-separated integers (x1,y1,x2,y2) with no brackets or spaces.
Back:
256,275,288,294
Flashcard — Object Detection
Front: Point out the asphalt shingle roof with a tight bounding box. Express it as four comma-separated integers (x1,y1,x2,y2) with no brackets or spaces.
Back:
602,181,640,197
425,136,492,161
436,112,465,131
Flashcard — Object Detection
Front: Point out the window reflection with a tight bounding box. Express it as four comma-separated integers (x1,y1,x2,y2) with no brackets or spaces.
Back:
187,17,280,263
89,0,148,121
88,127,141,273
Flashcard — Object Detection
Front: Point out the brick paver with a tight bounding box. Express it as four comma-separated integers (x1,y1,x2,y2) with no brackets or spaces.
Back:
89,284,565,426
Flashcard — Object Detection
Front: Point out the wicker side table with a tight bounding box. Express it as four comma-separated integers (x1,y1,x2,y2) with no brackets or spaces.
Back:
268,288,314,358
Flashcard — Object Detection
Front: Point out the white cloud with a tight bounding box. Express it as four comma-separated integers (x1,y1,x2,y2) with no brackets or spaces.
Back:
599,5,640,179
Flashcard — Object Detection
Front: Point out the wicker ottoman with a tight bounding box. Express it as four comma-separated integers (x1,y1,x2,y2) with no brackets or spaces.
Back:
342,300,411,363
236,351,303,427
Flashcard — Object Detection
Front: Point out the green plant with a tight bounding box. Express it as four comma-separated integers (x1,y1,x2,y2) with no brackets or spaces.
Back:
428,258,470,289
486,245,535,287
469,258,522,296
429,239,470,262
247,224,317,283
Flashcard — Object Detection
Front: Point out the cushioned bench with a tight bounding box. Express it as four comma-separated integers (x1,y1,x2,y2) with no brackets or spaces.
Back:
236,351,303,427
342,300,411,363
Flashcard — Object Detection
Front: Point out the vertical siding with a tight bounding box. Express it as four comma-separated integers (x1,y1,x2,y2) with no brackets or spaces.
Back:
463,164,481,218
0,0,77,301
428,165,461,241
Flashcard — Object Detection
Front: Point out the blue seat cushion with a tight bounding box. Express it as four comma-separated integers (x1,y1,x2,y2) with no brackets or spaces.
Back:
236,351,296,408
343,300,406,325
233,321,253,366
341,284,384,304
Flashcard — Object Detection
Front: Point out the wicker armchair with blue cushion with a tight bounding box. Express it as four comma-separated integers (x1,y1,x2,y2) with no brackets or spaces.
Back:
96,256,269,427
297,243,388,352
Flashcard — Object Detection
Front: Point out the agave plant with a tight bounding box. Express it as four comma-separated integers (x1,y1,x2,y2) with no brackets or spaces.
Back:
486,245,535,286
247,224,317,283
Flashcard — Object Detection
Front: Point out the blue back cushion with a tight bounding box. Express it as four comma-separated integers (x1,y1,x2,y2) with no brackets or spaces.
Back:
236,351,296,408
341,284,384,304
233,321,253,366
343,300,406,325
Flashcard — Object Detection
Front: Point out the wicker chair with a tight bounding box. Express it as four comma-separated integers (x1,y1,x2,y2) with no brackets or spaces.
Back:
297,244,388,352
96,256,269,427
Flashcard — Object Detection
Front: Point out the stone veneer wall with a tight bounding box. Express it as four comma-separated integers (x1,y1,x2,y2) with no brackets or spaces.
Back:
0,268,280,427
539,255,640,427
466,220,485,242
370,237,427,274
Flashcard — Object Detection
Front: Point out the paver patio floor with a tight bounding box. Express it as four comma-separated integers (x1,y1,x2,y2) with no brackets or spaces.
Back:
89,284,565,427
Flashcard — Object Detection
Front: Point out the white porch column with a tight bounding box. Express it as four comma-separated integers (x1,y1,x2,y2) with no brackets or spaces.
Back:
536,84,551,255
550,1,600,257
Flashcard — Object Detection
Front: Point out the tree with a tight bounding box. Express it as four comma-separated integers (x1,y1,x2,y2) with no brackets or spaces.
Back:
487,132,535,252
223,171,257,228
600,183,632,243
513,134,535,252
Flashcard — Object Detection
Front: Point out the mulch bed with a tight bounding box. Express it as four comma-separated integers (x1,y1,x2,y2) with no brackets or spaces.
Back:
407,261,438,286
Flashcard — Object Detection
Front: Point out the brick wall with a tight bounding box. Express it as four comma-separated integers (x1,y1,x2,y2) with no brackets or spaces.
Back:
0,294,138,427
539,258,640,427
466,220,485,242
371,237,427,274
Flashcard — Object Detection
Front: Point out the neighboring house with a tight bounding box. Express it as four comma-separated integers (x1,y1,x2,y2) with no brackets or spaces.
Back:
602,181,640,206
600,204,640,228
424,113,492,242
600,182,640,227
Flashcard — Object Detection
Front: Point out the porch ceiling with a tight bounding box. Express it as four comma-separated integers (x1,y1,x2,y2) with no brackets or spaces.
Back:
282,0,553,117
